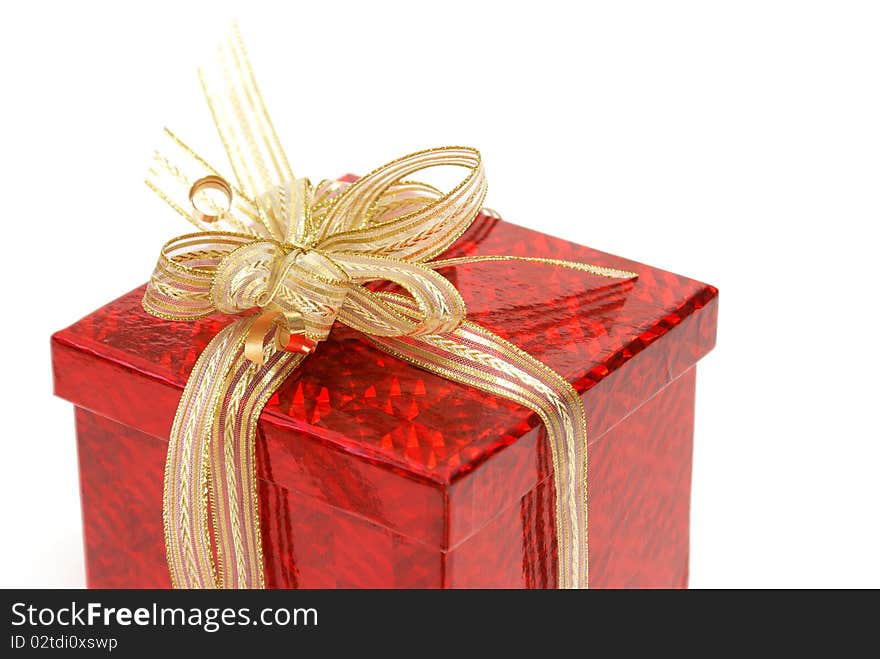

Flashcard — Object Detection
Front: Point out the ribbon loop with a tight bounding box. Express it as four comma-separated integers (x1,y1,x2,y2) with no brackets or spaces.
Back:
143,232,254,321
315,147,487,261
210,241,282,313
334,252,466,337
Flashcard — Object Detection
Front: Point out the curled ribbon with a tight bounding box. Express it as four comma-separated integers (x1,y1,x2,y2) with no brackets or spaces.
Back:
144,28,636,589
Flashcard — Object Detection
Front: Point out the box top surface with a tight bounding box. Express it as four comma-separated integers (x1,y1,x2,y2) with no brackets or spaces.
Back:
53,212,717,485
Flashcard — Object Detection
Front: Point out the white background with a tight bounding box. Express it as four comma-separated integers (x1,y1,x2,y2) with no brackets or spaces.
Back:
1,1,878,588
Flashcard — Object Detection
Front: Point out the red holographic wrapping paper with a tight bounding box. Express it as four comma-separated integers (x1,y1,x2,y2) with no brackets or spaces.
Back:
52,211,718,588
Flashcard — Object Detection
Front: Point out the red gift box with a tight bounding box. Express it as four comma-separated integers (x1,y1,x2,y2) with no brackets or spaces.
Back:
52,210,717,588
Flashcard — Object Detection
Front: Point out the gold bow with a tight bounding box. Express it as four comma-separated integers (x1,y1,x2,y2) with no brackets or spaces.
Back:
144,27,636,589
146,145,485,357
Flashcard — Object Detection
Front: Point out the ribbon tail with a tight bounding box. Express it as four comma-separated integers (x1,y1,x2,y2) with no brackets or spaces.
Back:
362,320,589,589
198,26,292,239
164,316,305,588
146,128,268,238
427,254,639,281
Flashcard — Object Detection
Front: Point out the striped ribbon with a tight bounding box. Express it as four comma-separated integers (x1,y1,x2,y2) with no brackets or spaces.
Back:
143,26,636,589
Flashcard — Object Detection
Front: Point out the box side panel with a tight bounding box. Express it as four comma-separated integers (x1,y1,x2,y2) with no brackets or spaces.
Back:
588,367,696,588
259,423,445,549
74,407,443,588
75,407,170,588
445,367,696,588
261,484,442,588
446,467,558,588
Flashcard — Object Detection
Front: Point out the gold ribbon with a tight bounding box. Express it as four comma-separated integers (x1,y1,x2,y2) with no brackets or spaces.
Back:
143,27,637,589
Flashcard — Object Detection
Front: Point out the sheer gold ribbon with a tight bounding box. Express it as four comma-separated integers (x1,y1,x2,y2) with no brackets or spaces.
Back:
143,27,637,589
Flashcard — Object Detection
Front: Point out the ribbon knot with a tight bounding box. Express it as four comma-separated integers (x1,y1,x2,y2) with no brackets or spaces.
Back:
209,237,351,359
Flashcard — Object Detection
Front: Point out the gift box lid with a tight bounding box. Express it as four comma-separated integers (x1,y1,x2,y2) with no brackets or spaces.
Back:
52,210,717,551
